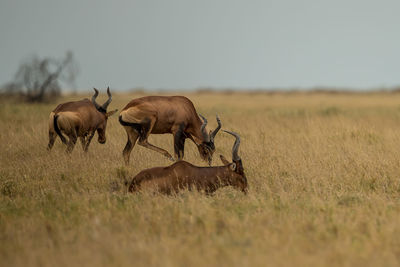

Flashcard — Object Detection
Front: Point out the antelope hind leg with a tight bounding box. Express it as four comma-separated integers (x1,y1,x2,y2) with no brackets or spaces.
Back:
47,130,57,151
66,133,78,153
137,118,174,161
123,127,139,165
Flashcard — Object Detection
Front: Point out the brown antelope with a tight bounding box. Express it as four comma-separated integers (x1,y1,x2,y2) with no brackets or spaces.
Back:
47,87,118,153
128,130,247,195
119,96,221,165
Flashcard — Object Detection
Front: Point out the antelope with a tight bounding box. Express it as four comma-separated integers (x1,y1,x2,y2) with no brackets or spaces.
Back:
128,130,247,195
47,87,118,153
119,96,221,165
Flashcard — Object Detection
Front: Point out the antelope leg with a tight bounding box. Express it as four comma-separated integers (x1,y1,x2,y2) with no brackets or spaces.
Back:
79,136,86,150
122,126,139,165
173,123,186,160
66,135,77,153
84,131,96,152
138,141,174,161
137,117,174,161
47,131,57,151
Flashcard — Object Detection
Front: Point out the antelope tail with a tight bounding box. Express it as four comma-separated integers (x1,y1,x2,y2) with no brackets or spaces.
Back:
54,115,67,144
119,115,143,135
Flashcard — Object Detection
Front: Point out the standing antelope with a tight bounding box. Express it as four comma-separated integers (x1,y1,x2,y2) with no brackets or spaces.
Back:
47,87,118,153
119,96,221,165
128,130,247,195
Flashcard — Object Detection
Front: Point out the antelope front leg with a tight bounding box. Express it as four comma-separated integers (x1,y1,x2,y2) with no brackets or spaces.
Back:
83,131,96,152
173,123,186,160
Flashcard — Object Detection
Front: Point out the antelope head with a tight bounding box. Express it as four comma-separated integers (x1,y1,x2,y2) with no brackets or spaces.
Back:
198,114,221,166
219,130,247,193
91,87,118,144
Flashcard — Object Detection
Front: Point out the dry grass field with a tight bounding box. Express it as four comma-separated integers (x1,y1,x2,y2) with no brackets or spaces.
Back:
2,91,400,267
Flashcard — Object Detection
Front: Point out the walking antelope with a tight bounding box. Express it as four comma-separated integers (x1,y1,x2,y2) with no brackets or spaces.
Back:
47,87,118,153
128,130,247,195
119,96,221,165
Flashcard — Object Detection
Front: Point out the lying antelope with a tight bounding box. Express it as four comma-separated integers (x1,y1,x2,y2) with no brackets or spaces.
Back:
47,87,118,153
128,130,247,195
119,96,221,165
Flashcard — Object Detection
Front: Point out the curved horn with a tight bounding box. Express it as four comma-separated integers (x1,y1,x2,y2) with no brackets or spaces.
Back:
101,87,112,110
91,88,101,110
198,114,210,142
210,115,221,141
223,130,241,161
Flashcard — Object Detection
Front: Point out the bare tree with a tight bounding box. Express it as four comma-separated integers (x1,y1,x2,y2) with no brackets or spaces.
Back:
3,51,79,102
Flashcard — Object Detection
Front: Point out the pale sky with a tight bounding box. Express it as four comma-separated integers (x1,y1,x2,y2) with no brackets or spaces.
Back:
1,0,400,90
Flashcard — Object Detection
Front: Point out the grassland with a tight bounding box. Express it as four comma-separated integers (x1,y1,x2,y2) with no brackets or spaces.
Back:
1,91,400,267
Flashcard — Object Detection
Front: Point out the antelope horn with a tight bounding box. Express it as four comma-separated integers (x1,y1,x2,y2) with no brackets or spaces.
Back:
210,115,221,141
223,130,241,161
199,114,210,142
101,87,112,110
91,88,101,110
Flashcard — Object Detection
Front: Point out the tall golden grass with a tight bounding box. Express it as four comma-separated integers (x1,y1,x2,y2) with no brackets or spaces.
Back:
1,91,400,267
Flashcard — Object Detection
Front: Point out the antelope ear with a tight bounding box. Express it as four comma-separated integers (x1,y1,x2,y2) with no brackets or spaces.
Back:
219,155,230,165
106,109,118,117
229,163,236,171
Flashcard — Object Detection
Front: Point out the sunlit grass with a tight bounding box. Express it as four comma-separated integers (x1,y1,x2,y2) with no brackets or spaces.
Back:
1,91,400,266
